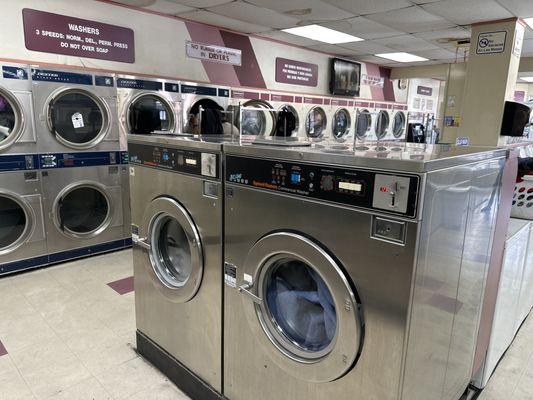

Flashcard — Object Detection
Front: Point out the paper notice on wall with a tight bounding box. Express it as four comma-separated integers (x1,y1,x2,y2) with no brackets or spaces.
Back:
186,41,242,66
514,23,525,57
71,112,84,129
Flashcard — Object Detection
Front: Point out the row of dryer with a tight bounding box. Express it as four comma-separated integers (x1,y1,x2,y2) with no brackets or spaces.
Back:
129,133,506,400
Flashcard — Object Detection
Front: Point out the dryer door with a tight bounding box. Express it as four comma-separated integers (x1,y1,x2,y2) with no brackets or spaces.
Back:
138,197,203,303
355,109,372,139
239,231,363,383
127,93,175,135
0,192,33,255
0,87,25,150
392,111,406,138
48,88,110,149
375,110,390,139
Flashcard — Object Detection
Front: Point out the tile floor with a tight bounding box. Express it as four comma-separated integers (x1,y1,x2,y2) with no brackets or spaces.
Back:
0,248,532,399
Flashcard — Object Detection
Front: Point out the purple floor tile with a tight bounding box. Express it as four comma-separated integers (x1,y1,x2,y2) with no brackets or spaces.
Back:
0,340,7,357
107,276,134,295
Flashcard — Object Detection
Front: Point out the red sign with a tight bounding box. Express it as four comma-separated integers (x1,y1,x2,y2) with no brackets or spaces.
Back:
23,9,135,63
276,57,318,87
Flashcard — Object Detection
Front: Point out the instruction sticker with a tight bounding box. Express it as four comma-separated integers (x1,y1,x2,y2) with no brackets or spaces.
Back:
224,263,237,288
476,31,507,55
71,112,84,129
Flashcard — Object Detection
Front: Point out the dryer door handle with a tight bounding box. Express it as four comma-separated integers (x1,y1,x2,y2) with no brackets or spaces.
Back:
238,283,263,305
133,236,151,251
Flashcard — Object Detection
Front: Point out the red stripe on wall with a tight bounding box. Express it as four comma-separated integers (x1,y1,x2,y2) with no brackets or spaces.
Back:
380,67,395,103
364,63,385,101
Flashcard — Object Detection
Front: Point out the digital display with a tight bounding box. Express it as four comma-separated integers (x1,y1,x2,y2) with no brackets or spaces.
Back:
339,182,362,192
291,172,301,184
186,158,197,166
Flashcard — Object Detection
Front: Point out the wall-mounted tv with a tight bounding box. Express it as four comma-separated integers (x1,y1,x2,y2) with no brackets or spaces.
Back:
330,58,361,97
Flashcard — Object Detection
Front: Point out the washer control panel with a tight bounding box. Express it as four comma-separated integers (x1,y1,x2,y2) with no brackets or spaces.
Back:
226,155,419,218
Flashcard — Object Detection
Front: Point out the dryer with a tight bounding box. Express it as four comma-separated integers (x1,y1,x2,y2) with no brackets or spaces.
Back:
182,82,230,135
0,154,47,275
31,67,120,153
354,103,375,141
117,75,180,141
330,99,353,143
269,93,302,138
373,102,392,140
223,142,505,400
40,151,130,264
390,106,408,141
229,91,275,137
302,96,328,141
129,134,225,400
0,63,37,155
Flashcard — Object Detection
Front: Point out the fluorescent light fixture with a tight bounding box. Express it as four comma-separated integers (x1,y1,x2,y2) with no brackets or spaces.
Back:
282,25,364,44
374,52,429,63
521,76,533,82
524,17,533,29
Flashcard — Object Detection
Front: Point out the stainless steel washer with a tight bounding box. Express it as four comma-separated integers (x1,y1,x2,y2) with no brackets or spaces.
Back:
128,135,225,400
223,142,506,400
31,67,119,153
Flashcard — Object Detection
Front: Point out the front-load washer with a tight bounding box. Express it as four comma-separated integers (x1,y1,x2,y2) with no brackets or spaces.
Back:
40,151,130,264
302,96,328,141
128,134,225,400
330,101,353,143
182,82,230,135
390,106,408,141
0,154,47,275
373,103,391,140
117,75,180,142
269,93,302,138
31,67,119,153
223,142,506,400
354,105,375,141
0,63,37,155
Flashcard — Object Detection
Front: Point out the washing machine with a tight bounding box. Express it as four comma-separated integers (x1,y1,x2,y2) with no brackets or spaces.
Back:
373,103,392,140
182,82,230,135
117,75,180,143
40,151,130,263
390,106,408,141
229,91,275,137
269,92,302,138
0,63,37,155
330,99,353,143
31,67,120,153
354,103,375,141
301,96,328,141
128,134,224,400
0,154,47,275
223,142,506,400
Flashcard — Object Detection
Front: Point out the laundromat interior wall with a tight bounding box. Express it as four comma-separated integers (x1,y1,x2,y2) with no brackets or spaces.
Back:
0,0,407,103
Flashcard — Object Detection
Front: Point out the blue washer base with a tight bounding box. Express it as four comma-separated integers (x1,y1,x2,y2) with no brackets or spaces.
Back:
0,254,49,276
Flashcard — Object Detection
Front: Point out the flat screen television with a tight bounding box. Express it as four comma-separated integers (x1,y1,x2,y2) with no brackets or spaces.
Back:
330,58,361,97
500,101,531,137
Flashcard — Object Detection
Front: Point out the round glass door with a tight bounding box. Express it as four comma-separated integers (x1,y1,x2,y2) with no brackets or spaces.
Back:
392,112,406,138
274,104,299,137
49,89,108,148
240,100,275,136
332,108,351,140
242,232,363,383
0,89,24,151
0,194,29,254
142,197,203,302
355,109,372,139
375,110,390,139
128,94,174,135
306,107,327,138
55,184,110,238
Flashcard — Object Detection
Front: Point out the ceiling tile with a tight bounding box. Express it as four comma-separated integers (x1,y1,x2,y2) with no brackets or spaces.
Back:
494,0,533,18
414,47,461,60
111,0,157,6
372,34,440,52
245,0,352,21
307,44,364,56
412,27,471,41
422,0,513,25
339,40,395,54
178,10,272,33
207,1,300,29
144,0,195,14
320,16,405,40
321,0,412,15
366,6,456,33
352,55,394,64
525,28,533,40
522,38,533,54
258,30,324,46
169,0,233,7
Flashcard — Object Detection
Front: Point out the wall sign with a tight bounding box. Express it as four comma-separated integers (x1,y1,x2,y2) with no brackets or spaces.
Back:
275,57,318,87
513,23,525,57
22,9,134,63
417,86,433,96
476,31,507,55
456,137,469,146
362,74,384,87
186,41,241,66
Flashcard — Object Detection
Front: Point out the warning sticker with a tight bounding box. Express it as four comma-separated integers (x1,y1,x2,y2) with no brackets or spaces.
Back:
224,263,237,288
71,112,84,129
476,31,507,55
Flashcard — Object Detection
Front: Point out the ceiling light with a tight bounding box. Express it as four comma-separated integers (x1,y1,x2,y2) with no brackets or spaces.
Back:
282,25,363,44
375,52,429,63
521,76,533,83
524,18,533,29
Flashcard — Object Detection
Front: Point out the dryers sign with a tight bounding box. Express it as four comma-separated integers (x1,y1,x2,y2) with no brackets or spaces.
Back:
476,31,507,55
186,41,242,66
22,9,135,63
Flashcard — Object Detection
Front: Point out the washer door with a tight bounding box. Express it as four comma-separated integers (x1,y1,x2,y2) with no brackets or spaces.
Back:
305,107,327,138
0,87,25,151
48,89,109,149
392,111,406,138
54,183,111,239
239,100,275,136
332,108,351,140
140,197,203,303
355,109,372,139
0,193,32,255
128,93,175,135
240,232,363,383
375,110,390,139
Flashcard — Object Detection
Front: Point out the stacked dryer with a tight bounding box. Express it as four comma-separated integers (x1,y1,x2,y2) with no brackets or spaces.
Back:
31,66,131,265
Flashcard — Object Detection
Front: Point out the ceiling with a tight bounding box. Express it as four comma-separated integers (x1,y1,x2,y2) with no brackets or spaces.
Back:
111,0,533,67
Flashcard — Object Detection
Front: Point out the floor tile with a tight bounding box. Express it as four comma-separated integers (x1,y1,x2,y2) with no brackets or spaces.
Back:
0,369,36,400
45,377,113,400
127,380,189,400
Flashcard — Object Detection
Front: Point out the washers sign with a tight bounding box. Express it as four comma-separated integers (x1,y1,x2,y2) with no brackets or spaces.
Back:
186,41,242,66
476,31,507,55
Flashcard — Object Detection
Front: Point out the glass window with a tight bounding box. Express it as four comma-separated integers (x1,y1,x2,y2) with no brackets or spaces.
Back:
59,187,108,234
50,92,104,144
393,112,406,138
129,95,172,135
0,196,26,249
332,109,351,140
0,93,16,143
151,215,192,288
375,111,390,139
356,110,371,139
264,258,337,353
306,107,327,138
